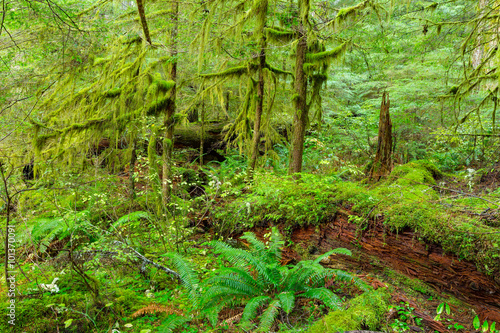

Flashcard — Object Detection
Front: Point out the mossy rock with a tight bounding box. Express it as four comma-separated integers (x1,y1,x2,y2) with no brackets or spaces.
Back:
308,288,390,333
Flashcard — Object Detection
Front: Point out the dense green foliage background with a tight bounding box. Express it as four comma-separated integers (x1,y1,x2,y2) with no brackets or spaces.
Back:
1,0,500,332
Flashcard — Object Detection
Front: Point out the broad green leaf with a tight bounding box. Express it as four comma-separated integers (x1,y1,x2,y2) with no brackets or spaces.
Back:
473,316,481,329
64,319,73,328
482,320,489,332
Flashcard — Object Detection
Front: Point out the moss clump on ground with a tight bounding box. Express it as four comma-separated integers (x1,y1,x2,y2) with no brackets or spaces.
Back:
388,160,442,185
308,288,390,333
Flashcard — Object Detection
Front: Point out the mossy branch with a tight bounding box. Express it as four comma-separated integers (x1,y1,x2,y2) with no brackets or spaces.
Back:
155,79,175,92
265,63,293,77
265,27,295,43
200,64,259,79
35,117,106,151
306,42,348,63
103,88,122,98
146,96,172,116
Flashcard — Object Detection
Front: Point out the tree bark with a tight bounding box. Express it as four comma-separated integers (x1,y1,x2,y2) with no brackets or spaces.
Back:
200,98,205,166
162,0,178,203
0,162,12,289
369,92,393,180
129,139,137,199
249,40,266,177
135,0,152,44
288,25,308,175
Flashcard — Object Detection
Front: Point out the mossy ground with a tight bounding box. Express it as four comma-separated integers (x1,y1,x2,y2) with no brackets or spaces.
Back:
210,160,500,276
2,160,499,332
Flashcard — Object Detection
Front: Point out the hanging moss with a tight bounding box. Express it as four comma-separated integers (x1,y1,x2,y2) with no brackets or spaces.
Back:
265,27,295,42
265,63,293,77
305,42,348,64
94,57,111,66
103,88,122,98
155,79,175,92
121,35,142,44
311,73,327,82
336,0,371,22
116,9,174,25
303,62,318,73
426,2,438,11
145,96,172,116
200,64,258,79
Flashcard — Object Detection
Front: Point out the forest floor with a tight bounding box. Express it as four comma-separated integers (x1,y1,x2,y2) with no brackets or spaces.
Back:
3,159,500,332
193,162,500,332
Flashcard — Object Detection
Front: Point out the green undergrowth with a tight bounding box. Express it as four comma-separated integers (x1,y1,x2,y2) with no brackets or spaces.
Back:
307,288,390,333
211,160,500,275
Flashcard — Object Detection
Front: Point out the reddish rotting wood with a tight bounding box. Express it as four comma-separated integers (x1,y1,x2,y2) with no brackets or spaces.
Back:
287,209,500,323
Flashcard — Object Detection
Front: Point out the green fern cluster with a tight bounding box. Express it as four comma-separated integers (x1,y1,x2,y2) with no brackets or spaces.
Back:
172,228,370,331
31,210,92,253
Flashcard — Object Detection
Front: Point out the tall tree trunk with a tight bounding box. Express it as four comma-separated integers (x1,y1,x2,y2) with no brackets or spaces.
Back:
135,0,152,44
129,139,137,199
369,92,393,180
288,26,308,175
162,0,178,203
249,40,266,177
0,162,13,289
200,98,205,166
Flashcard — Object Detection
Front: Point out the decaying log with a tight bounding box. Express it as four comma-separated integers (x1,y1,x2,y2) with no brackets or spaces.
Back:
89,122,227,164
284,209,500,323
173,122,226,151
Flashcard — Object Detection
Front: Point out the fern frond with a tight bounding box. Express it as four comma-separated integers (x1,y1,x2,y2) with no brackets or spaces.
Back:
241,232,266,259
131,304,182,318
157,314,189,333
240,295,271,330
302,288,342,310
203,295,244,327
286,263,325,290
164,252,201,306
313,248,351,265
204,274,261,297
114,211,151,228
258,299,281,332
265,227,284,263
313,269,371,292
206,240,275,285
277,291,295,314
216,267,264,291
201,286,252,309
222,311,243,328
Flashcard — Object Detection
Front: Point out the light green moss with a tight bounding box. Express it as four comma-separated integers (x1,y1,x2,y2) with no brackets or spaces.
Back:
308,288,390,333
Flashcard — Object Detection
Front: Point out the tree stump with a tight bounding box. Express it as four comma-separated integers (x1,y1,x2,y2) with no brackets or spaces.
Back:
369,92,393,180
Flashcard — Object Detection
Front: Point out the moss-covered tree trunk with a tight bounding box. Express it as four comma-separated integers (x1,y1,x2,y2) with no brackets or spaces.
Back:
162,0,178,203
288,25,308,175
249,40,266,177
129,139,137,199
135,0,152,44
370,92,393,180
200,98,205,166
0,162,13,289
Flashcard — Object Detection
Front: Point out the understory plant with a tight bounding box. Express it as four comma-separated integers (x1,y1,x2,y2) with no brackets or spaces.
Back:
182,227,371,331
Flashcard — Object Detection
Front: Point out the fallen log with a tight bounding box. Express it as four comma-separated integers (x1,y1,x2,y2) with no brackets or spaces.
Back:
284,208,500,323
